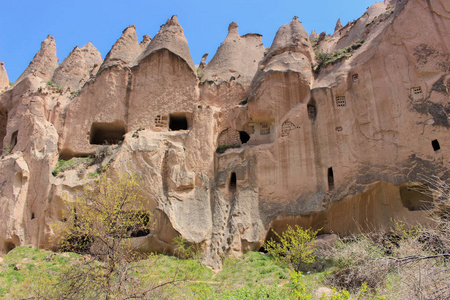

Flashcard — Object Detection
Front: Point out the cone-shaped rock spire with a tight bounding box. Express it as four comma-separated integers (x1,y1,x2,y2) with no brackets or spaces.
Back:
202,22,264,84
335,19,343,32
140,35,151,49
263,17,314,62
15,35,58,84
139,15,195,72
0,62,9,90
99,25,142,72
52,42,102,91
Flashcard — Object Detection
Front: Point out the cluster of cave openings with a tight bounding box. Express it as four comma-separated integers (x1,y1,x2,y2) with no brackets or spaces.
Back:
336,96,346,107
229,172,237,192
411,86,423,101
432,139,440,152
0,108,7,149
154,115,169,128
89,122,126,145
169,113,188,131
328,167,334,191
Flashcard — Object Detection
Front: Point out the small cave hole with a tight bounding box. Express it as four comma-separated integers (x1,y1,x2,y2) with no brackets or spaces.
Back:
31,212,35,220
169,113,188,131
239,131,250,144
4,241,16,253
432,139,440,152
10,130,18,148
89,122,126,145
229,172,237,192
328,167,334,191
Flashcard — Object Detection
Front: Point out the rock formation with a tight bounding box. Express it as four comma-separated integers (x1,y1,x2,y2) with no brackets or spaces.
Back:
0,0,448,270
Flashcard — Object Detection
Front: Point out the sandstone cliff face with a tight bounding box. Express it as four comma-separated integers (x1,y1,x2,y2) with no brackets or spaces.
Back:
0,1,449,270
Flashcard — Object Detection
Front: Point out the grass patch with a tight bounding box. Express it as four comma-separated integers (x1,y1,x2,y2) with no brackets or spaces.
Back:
314,39,365,70
52,156,95,176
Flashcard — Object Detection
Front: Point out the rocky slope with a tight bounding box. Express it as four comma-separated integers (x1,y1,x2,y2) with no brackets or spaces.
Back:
0,0,448,269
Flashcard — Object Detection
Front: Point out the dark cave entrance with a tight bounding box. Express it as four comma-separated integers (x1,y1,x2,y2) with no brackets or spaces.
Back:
169,113,188,131
229,172,237,192
239,131,250,144
432,139,440,152
10,130,18,149
89,122,126,145
328,167,334,191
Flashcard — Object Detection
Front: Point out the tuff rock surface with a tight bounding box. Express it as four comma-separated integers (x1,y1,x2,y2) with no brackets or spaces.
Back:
0,0,449,269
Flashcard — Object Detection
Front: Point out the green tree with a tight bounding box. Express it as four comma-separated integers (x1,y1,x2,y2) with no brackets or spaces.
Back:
264,225,320,272
55,171,155,299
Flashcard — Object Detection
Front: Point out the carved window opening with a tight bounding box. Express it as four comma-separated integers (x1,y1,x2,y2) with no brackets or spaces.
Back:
169,113,188,131
307,104,317,121
229,172,237,192
260,123,270,135
0,108,7,150
336,127,343,132
155,115,168,128
89,122,126,145
10,130,18,148
352,74,359,83
432,139,440,152
336,96,346,107
239,131,250,144
328,167,334,191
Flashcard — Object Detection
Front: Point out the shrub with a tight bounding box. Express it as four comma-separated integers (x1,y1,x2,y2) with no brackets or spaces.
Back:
264,225,320,272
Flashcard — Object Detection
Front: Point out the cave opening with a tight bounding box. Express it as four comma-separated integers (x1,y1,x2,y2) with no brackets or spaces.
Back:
89,122,126,145
169,113,188,131
229,172,237,192
432,139,440,152
10,130,18,149
0,108,7,150
4,241,15,254
239,131,250,144
307,102,317,121
328,167,334,191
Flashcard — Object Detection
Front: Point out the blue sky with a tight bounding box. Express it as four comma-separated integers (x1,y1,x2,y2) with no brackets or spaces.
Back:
1,0,379,82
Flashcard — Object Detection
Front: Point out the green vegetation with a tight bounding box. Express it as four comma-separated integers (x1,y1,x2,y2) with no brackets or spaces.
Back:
265,225,320,272
314,39,365,70
46,80,64,93
1,143,13,157
216,144,240,154
52,156,95,176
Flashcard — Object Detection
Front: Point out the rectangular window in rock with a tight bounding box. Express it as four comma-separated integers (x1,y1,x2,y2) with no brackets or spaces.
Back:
432,139,440,152
260,123,270,135
155,115,168,128
328,167,335,191
336,96,346,107
90,122,126,145
169,113,188,131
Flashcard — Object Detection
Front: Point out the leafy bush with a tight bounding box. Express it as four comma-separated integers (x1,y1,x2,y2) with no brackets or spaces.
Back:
264,225,320,272
216,144,240,154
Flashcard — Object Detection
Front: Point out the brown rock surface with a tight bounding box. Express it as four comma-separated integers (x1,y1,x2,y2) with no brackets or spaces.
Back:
202,22,265,84
0,62,8,90
52,42,102,91
0,0,449,270
99,25,142,72
15,35,58,85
